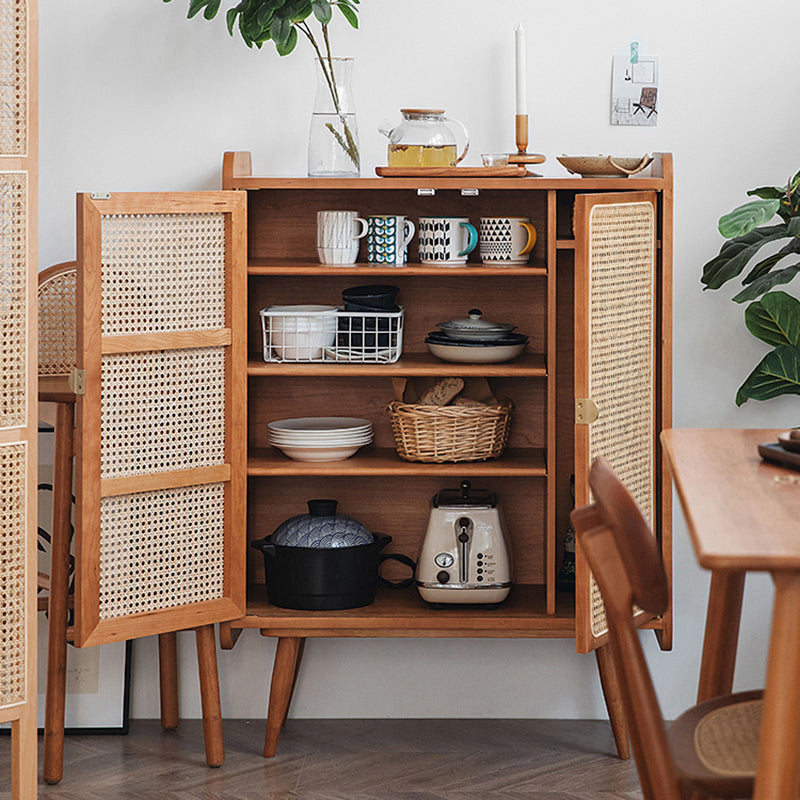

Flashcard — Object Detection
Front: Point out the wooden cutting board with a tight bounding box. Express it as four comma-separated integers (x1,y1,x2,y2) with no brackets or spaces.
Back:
375,165,532,178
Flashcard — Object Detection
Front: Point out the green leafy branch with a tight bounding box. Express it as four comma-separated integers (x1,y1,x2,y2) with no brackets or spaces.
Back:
165,0,361,168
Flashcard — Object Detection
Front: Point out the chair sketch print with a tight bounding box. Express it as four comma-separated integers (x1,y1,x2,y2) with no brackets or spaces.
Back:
633,87,658,118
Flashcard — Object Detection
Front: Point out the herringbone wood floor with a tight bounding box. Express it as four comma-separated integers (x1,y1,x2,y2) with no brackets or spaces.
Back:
1,719,643,799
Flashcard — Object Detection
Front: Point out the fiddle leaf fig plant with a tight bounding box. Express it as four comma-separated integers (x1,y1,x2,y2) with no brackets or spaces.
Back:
165,0,361,168
702,169,800,404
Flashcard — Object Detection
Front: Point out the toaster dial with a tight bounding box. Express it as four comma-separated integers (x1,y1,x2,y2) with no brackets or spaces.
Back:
434,552,454,568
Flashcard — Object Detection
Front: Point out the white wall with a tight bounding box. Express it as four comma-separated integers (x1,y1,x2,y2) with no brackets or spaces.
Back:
40,0,800,720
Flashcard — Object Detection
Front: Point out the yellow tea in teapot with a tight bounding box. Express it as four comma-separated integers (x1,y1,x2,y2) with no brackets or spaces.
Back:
388,144,458,168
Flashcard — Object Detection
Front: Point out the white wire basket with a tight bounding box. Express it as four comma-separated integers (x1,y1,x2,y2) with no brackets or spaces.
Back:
260,307,404,363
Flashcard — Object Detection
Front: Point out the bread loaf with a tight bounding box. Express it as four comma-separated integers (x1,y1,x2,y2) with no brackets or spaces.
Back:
418,377,465,406
452,396,487,408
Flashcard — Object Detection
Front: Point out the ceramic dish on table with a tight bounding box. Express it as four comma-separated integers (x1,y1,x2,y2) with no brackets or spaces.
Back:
556,154,653,178
425,331,528,364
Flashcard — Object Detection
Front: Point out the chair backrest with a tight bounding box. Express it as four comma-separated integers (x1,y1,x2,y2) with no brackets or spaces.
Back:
571,457,679,800
639,86,657,110
38,261,77,376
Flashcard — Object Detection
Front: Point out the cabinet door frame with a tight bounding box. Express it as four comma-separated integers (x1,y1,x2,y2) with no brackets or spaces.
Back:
573,190,668,653
74,191,247,647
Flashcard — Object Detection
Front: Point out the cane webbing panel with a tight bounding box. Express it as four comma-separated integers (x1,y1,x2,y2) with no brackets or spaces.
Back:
694,699,761,776
0,442,27,707
0,171,27,429
0,0,26,155
587,201,656,639
100,347,226,479
100,213,226,337
38,268,76,375
99,483,225,620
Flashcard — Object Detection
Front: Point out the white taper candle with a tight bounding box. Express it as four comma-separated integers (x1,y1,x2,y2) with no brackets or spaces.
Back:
514,22,527,116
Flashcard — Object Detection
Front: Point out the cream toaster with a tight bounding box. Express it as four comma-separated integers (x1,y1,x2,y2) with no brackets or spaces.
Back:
416,480,512,606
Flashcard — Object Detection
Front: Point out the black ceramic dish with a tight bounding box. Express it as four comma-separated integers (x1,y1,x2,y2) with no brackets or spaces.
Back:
250,533,415,610
341,284,400,309
425,331,529,347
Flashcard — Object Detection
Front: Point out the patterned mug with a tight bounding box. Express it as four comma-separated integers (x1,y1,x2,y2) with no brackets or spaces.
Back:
417,216,478,266
479,217,537,265
366,215,416,266
317,210,368,265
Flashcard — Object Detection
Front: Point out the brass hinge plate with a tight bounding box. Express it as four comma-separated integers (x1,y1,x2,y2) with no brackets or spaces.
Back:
69,368,86,396
575,397,599,424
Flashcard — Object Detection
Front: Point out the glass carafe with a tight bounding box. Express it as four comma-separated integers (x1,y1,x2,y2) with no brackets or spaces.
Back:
379,109,469,168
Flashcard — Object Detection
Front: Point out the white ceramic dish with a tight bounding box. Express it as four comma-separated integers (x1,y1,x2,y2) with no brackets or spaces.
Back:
263,305,338,360
269,417,372,433
275,444,365,462
426,340,527,363
268,434,373,446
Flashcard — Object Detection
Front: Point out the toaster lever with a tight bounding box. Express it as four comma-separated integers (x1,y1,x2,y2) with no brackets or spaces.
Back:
457,516,472,583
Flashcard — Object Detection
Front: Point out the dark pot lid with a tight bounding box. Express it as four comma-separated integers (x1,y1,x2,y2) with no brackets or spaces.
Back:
271,500,374,548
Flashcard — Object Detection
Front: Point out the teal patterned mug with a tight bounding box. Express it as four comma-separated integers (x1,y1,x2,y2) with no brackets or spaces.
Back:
366,215,415,266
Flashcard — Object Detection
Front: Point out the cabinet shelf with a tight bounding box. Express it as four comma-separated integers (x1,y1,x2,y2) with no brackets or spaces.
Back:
248,258,548,277
248,447,547,477
248,352,547,377
231,583,576,637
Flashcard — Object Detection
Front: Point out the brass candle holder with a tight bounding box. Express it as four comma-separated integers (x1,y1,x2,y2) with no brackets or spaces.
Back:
507,114,545,167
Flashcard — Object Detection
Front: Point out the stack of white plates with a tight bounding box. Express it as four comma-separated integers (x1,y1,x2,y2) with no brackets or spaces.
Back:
268,417,374,462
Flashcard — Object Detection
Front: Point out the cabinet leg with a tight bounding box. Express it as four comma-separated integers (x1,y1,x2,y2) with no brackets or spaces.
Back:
159,631,180,730
283,638,305,727
43,401,74,786
595,643,630,760
195,625,225,767
264,636,303,757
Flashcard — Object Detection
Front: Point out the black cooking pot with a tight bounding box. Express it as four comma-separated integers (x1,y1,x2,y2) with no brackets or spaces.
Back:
251,532,415,611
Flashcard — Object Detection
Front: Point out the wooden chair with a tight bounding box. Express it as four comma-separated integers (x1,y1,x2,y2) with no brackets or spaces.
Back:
633,86,658,118
37,262,224,783
571,457,761,800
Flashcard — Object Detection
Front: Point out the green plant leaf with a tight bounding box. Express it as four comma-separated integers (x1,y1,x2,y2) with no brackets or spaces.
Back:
701,225,790,290
744,291,800,348
742,239,800,285
788,216,800,236
187,0,211,18
735,344,800,405
718,199,781,239
747,186,784,200
270,14,292,45
203,0,222,19
732,263,800,303
275,23,298,53
311,0,332,23
338,3,358,27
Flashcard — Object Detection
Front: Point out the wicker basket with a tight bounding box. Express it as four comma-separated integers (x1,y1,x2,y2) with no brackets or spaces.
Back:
387,399,513,463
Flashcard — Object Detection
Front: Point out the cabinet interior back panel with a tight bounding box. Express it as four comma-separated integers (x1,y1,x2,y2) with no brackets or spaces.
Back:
248,189,549,265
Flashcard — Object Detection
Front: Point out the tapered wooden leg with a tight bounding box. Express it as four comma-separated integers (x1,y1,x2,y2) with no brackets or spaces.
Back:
282,638,305,727
595,643,630,760
43,401,75,785
195,625,224,767
753,572,800,800
696,570,745,703
264,636,302,757
159,631,179,730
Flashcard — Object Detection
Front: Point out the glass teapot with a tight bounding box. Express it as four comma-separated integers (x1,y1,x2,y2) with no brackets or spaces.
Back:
379,109,470,168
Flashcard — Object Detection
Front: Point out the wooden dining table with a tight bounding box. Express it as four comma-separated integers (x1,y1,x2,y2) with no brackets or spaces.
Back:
661,428,800,800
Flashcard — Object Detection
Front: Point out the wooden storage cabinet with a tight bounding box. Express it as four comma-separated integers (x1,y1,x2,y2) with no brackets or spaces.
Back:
222,152,673,754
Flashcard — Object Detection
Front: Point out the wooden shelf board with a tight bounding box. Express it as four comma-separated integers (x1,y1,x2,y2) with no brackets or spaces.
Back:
247,447,547,477
248,259,548,277
229,175,669,192
248,352,547,377
230,584,577,637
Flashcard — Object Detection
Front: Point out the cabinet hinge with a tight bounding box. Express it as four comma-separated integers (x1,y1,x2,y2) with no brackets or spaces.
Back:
460,188,479,196
69,368,86,396
90,192,110,200
575,397,599,424
417,188,436,197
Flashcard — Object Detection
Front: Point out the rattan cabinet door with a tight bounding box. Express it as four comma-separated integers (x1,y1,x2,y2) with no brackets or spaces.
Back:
0,0,38,796
74,192,247,648
573,191,660,654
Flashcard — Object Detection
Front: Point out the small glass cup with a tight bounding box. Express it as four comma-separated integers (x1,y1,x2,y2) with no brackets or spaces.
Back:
481,153,509,168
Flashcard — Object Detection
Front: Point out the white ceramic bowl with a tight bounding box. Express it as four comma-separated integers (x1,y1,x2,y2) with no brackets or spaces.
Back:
264,305,338,360
426,340,527,363
275,444,365,462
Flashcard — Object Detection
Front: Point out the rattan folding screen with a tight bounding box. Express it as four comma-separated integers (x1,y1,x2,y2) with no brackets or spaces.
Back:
573,191,671,653
74,192,246,648
0,0,37,796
